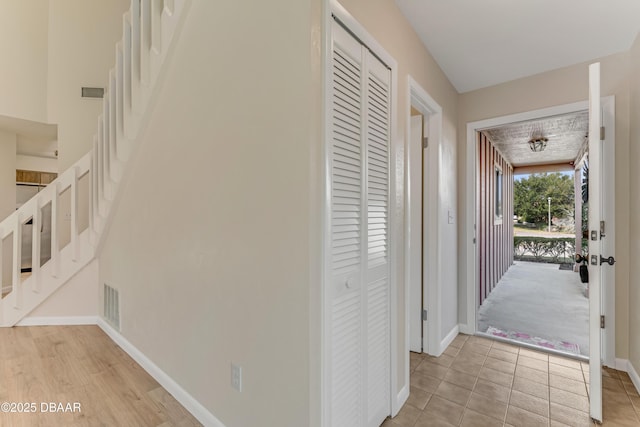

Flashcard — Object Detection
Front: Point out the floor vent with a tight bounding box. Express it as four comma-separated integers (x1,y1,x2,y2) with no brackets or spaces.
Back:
104,284,120,330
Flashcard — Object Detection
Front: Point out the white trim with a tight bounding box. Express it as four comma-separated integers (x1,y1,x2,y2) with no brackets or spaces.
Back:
16,316,99,326
405,76,443,362
407,113,423,354
330,2,396,69
439,325,459,354
324,1,400,423
625,360,640,396
388,39,400,421
395,385,409,416
464,120,478,335
616,358,630,372
469,100,589,133
321,1,331,425
97,318,225,427
458,323,474,335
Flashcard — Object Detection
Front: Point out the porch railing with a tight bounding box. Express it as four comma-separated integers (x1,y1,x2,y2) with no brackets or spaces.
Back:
514,236,588,264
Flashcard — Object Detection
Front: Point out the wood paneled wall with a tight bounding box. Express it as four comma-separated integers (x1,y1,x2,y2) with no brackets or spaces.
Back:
477,132,514,306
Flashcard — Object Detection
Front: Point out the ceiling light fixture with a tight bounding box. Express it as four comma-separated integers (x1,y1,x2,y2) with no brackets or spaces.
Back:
528,137,548,152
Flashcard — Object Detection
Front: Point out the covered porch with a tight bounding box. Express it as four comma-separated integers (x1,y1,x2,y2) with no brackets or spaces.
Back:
477,261,589,357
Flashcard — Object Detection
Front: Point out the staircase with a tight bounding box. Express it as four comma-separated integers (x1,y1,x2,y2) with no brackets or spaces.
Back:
0,0,191,327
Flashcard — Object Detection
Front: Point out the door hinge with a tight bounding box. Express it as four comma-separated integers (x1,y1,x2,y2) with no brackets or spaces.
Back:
601,315,605,329
423,137,428,149
600,220,606,239
600,126,605,141
422,309,428,321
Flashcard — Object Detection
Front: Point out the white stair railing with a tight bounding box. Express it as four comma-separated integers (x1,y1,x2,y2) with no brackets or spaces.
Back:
0,0,191,327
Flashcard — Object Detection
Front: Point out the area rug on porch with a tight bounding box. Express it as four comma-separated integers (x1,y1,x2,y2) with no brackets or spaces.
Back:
486,326,580,355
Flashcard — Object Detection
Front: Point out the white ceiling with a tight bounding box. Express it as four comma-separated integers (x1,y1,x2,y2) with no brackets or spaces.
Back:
395,0,640,93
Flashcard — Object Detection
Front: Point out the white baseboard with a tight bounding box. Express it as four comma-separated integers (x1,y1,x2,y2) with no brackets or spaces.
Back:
17,316,99,326
393,384,409,417
624,359,640,396
616,358,629,372
96,318,226,427
439,325,460,354
458,323,474,336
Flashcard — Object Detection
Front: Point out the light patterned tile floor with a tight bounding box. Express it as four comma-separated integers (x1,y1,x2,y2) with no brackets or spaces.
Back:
383,334,640,427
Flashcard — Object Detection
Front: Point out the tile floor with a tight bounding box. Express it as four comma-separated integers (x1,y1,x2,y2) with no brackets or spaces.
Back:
383,334,640,427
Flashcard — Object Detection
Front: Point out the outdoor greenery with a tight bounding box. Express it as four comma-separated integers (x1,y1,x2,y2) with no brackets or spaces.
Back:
514,173,574,225
513,236,587,263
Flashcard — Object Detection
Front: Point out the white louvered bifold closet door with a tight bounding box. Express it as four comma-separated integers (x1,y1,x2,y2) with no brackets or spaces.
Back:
328,18,391,427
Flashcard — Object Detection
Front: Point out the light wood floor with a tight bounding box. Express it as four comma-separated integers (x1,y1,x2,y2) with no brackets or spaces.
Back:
0,325,202,426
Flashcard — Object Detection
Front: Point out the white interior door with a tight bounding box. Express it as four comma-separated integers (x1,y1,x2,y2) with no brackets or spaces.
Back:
326,19,391,427
409,114,422,353
588,61,605,423
421,117,430,355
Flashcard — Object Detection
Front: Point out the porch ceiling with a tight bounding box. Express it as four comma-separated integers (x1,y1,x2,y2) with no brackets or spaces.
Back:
481,111,588,168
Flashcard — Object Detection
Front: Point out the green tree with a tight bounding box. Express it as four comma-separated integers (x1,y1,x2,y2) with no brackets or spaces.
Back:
514,173,574,224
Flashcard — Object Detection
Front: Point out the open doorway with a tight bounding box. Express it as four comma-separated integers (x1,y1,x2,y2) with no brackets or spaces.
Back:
463,85,616,424
465,99,615,365
475,111,590,358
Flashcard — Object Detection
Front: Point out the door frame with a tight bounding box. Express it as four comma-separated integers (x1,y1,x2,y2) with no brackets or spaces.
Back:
406,76,442,359
463,98,616,367
321,0,402,423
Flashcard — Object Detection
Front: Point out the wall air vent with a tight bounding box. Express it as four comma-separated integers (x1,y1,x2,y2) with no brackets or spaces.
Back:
81,87,105,98
103,283,121,330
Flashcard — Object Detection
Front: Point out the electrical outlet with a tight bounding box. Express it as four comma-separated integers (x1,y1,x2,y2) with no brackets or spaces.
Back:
231,363,242,392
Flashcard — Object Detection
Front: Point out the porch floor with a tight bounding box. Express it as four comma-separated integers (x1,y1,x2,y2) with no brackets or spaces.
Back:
478,261,589,357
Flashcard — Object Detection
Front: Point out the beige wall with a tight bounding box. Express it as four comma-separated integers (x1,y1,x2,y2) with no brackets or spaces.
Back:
457,52,632,359
99,0,315,425
0,1,48,122
628,34,640,373
47,0,129,171
98,1,460,423
0,130,17,220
